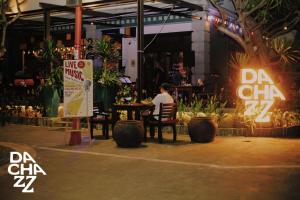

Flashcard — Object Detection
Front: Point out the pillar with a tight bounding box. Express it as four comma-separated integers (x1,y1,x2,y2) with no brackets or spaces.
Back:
137,0,144,102
191,9,210,85
43,10,51,41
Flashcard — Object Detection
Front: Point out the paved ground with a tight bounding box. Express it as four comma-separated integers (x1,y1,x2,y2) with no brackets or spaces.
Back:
0,125,300,200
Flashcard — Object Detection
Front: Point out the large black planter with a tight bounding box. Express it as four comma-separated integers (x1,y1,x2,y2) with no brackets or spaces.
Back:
94,85,117,111
42,86,60,117
113,120,144,148
188,117,217,143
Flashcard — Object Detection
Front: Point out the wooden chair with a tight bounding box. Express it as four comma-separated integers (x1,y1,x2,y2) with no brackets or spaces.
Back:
145,103,177,143
90,102,114,139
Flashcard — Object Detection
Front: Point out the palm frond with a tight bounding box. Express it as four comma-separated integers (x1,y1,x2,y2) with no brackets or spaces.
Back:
229,52,251,69
270,38,300,64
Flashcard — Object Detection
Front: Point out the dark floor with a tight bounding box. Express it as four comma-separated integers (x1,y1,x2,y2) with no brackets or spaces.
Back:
0,145,12,166
0,125,300,200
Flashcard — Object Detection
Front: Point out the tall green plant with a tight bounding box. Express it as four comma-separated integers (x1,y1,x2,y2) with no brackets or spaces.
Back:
38,40,62,90
44,67,63,90
41,40,61,76
93,35,121,64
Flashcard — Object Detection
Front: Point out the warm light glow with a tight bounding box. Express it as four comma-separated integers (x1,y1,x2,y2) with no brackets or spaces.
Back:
238,69,285,122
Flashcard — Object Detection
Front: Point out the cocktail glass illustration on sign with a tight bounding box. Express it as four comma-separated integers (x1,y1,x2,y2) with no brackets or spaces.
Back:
84,80,92,116
237,69,285,122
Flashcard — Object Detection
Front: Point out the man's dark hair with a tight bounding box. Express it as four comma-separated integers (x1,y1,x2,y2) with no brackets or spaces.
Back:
160,83,171,91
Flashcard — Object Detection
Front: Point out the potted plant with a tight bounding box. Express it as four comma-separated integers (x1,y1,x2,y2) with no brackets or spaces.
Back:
92,35,122,110
94,68,121,110
188,96,227,143
38,40,63,117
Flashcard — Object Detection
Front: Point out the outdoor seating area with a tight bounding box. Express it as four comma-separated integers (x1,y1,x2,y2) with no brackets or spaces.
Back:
1,0,300,199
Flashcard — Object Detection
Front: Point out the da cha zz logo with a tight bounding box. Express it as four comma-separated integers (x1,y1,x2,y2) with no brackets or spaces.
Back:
8,152,46,193
237,69,285,122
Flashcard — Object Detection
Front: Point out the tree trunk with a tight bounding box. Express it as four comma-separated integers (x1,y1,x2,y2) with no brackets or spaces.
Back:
0,24,7,57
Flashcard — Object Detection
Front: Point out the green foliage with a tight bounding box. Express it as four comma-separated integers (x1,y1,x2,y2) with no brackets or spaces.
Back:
242,116,257,135
244,0,284,15
116,85,134,104
44,66,63,90
189,98,204,118
272,109,300,127
94,68,121,87
229,52,251,70
40,40,62,75
177,99,186,113
37,40,63,92
204,96,227,123
118,85,131,98
95,38,111,59
270,38,300,64
177,96,227,124
94,35,121,63
204,96,219,114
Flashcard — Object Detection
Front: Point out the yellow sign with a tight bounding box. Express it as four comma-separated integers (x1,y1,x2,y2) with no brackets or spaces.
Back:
237,69,285,122
64,60,93,117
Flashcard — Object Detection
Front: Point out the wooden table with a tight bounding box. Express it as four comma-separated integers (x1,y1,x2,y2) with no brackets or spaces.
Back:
112,103,154,121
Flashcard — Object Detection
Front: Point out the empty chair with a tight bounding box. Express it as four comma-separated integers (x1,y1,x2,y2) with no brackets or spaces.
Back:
90,102,114,139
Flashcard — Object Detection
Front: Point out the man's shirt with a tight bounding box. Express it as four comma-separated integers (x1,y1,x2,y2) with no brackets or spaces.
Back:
152,92,174,119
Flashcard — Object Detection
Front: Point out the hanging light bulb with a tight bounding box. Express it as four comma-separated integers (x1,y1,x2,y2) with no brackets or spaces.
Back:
208,15,213,21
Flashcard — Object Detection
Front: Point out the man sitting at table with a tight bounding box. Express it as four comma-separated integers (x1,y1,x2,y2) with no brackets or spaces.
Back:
151,83,174,119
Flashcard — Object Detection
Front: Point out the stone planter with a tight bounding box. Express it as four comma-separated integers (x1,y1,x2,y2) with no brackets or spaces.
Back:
188,117,217,143
286,126,300,138
113,120,144,148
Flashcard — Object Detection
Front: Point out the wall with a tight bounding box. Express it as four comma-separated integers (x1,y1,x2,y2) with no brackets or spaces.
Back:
122,38,137,81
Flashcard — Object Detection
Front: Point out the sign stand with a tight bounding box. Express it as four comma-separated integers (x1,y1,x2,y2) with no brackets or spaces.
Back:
64,60,93,145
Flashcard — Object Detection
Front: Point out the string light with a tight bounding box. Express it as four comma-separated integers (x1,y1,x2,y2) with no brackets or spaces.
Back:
207,15,214,21
206,15,243,35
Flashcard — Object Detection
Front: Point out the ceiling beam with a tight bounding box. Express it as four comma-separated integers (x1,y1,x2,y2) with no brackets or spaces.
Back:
39,3,114,18
158,0,203,11
144,5,193,18
52,17,121,28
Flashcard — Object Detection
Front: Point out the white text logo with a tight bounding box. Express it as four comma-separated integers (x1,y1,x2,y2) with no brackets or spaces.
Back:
237,69,285,122
8,152,46,193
